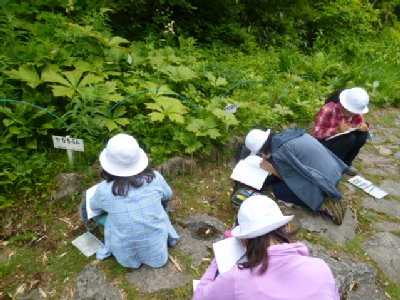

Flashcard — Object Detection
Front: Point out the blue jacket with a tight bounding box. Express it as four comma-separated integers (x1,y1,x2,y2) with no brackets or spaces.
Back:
271,129,347,211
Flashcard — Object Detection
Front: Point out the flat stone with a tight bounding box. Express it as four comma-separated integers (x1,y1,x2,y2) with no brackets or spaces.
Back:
74,265,123,300
380,179,400,197
15,288,45,300
363,232,400,284
125,261,190,293
306,242,387,300
363,166,398,177
176,214,226,265
363,197,400,218
52,173,83,202
291,206,356,245
375,146,392,156
372,221,400,232
157,156,197,177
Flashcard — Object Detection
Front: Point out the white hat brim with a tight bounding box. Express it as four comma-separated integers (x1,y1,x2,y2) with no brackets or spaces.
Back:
99,147,148,177
231,215,294,239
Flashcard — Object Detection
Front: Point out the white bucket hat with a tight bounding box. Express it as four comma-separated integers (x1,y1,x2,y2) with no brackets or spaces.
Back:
245,129,271,155
231,195,293,239
339,87,369,114
99,133,148,177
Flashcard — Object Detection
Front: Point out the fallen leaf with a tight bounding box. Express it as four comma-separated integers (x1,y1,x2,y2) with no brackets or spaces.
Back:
39,287,47,298
168,255,182,272
15,283,27,295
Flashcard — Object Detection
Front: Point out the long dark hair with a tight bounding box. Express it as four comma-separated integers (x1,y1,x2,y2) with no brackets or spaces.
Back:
238,222,299,275
325,89,345,104
101,167,155,196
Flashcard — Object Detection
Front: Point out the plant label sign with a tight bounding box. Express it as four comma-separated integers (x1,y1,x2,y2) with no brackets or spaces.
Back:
52,136,84,152
224,103,238,113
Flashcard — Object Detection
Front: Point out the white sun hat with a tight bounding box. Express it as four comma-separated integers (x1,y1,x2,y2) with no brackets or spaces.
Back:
231,195,294,239
339,87,369,114
245,129,271,155
99,133,148,177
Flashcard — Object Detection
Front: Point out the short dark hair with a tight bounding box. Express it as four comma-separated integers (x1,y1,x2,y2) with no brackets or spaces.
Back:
101,167,155,196
238,223,299,275
325,89,345,104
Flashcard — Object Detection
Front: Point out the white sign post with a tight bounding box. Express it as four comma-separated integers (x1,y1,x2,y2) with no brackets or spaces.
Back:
52,135,85,165
224,103,238,114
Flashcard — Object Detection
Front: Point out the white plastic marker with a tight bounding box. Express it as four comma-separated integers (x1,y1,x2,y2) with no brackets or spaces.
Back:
52,135,84,164
224,103,238,113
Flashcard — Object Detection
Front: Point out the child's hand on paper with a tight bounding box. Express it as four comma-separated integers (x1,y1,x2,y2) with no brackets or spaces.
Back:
260,160,281,179
356,122,368,132
337,122,352,133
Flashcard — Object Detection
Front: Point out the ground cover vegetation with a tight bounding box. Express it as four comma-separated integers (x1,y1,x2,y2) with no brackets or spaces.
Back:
1,0,399,209
0,1,399,297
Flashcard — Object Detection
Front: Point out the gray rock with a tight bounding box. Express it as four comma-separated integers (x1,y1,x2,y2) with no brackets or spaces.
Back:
363,197,400,218
125,261,190,293
376,146,392,156
15,288,44,300
372,221,400,232
176,214,227,265
157,156,196,177
380,179,400,197
294,206,357,245
52,173,83,201
363,232,400,284
307,243,387,300
74,265,122,300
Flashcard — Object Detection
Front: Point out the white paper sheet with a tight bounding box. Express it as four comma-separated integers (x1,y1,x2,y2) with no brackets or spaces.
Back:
230,155,270,190
86,184,100,219
72,231,104,257
193,280,200,291
213,237,246,273
347,175,388,199
325,128,357,141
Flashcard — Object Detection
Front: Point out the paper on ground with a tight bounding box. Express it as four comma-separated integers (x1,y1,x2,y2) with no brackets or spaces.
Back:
86,184,100,219
230,155,269,190
347,175,388,199
213,237,246,273
193,280,200,291
72,231,104,257
325,128,357,141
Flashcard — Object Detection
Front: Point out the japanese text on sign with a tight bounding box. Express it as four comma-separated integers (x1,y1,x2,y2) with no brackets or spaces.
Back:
224,103,238,113
52,136,84,152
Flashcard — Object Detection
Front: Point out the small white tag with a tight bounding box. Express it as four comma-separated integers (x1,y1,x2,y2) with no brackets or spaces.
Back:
224,103,238,113
52,135,84,152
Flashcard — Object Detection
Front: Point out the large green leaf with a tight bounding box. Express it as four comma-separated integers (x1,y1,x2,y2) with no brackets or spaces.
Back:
5,66,41,89
186,118,221,138
41,68,70,86
161,65,197,82
51,85,75,98
79,73,104,87
145,96,188,123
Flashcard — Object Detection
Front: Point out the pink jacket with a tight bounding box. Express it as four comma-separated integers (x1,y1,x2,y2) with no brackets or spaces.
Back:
193,242,339,300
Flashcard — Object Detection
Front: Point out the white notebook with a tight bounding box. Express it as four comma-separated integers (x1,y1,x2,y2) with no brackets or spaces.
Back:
230,155,269,190
72,231,104,257
213,237,246,273
85,184,101,219
325,128,356,141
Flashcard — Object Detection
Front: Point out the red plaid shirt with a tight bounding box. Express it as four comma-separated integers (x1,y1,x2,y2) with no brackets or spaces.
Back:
311,102,365,140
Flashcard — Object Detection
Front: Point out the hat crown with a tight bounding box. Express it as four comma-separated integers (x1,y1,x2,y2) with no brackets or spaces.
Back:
245,129,270,155
238,196,284,231
99,133,148,177
340,87,369,114
105,134,141,166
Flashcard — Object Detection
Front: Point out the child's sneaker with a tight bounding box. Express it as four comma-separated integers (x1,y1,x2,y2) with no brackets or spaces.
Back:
320,197,345,225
